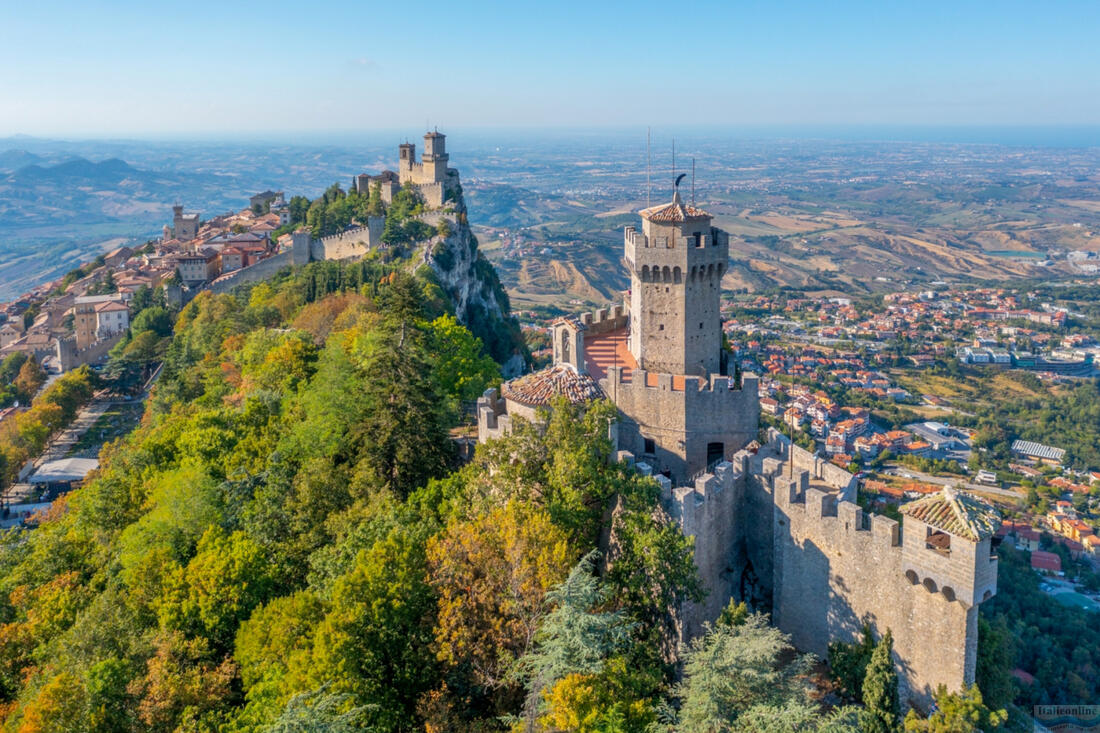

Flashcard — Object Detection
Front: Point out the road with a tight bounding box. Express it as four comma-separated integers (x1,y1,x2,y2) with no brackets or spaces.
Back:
880,466,1025,501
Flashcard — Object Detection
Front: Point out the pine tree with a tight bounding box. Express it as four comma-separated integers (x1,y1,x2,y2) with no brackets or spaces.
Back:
860,629,900,733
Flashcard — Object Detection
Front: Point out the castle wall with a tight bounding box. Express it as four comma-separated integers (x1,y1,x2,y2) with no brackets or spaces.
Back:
602,366,758,483
579,304,628,335
312,216,385,261
666,459,745,640
768,447,978,711
55,331,124,372
208,250,293,295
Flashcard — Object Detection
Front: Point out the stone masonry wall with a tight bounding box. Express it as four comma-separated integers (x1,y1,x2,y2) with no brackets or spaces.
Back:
208,251,293,295
601,366,758,483
765,436,978,711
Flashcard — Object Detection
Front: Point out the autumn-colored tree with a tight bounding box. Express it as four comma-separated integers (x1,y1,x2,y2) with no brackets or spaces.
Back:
13,357,45,401
429,501,573,691
14,670,87,733
128,630,237,732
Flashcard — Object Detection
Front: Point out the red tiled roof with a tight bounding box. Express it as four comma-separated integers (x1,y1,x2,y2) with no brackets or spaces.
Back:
640,192,710,223
901,486,1000,541
502,364,605,407
1030,550,1061,572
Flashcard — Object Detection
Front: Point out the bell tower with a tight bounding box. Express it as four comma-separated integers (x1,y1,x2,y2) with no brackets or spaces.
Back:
624,186,729,376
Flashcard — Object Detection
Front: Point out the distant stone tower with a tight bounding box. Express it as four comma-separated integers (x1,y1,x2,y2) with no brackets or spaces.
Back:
398,142,416,179
172,204,199,241
625,188,728,376
422,131,449,183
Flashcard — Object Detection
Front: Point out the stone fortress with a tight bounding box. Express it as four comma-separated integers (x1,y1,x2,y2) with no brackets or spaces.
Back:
289,130,461,267
477,184,1001,711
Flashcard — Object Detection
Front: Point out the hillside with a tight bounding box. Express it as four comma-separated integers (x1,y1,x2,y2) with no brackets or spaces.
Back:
0,264,723,732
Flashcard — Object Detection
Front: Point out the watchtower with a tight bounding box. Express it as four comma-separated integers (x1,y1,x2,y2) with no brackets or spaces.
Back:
623,187,730,375
900,486,999,608
422,131,449,183
398,142,416,178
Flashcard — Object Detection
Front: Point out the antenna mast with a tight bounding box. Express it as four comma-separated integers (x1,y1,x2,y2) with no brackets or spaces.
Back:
672,139,676,190
646,127,651,208
691,157,696,205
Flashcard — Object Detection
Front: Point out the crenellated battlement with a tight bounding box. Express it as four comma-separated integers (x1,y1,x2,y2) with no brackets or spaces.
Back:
476,387,512,443
604,365,757,395
579,303,629,334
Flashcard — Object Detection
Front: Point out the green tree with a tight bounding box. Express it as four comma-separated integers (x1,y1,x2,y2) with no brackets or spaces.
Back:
860,629,900,733
516,550,632,724
671,613,816,732
427,314,500,408
903,685,1007,733
304,525,438,730
366,181,384,217
157,528,276,650
268,686,376,733
828,624,875,702
975,616,1015,711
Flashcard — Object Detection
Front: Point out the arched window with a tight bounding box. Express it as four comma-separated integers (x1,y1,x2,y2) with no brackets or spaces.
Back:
673,267,682,283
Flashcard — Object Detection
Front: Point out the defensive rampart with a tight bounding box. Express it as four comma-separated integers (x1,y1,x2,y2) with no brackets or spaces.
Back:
208,250,293,294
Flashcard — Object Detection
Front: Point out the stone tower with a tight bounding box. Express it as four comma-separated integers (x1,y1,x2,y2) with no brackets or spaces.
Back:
398,141,416,173
422,131,449,183
625,189,729,376
609,187,757,483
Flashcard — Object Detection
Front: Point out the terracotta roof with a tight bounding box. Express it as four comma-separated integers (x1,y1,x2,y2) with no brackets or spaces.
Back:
1030,550,1061,572
900,486,1000,541
639,191,710,223
502,363,605,407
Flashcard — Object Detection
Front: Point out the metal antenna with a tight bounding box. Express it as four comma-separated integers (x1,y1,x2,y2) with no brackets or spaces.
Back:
691,157,696,205
646,127,651,208
672,139,676,190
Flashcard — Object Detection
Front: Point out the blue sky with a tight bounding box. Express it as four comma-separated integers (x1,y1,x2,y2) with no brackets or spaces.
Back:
2,0,1099,137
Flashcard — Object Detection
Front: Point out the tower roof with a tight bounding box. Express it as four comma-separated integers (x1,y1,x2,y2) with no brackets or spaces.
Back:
900,485,1000,541
640,190,710,223
501,363,604,407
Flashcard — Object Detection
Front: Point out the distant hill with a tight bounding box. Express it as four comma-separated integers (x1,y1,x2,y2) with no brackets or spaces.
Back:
6,156,147,185
0,149,45,173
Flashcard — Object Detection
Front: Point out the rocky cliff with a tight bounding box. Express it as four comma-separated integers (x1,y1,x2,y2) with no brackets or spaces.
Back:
414,191,528,377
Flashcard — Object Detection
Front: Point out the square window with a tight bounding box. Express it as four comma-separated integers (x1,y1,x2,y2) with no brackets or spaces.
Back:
644,438,656,454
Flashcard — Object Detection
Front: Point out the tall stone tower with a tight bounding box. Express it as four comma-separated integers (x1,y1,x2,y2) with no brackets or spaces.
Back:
422,131,448,183
609,186,757,483
625,189,729,376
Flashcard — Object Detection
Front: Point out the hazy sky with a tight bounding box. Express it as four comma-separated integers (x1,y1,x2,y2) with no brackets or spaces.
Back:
2,0,1099,137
